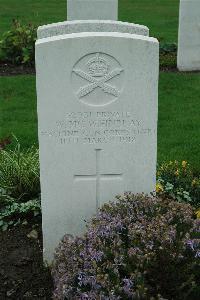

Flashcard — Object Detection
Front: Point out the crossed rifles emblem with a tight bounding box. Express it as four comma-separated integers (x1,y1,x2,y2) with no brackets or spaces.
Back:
73,53,123,98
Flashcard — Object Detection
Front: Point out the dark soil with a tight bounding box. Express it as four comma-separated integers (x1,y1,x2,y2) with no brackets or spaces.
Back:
160,66,200,73
0,223,53,299
0,62,200,77
0,62,35,76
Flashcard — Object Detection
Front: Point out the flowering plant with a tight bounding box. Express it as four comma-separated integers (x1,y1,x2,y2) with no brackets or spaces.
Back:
52,194,200,300
157,161,200,207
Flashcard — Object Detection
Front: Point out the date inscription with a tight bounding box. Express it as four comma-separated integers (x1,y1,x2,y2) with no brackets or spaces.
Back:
41,111,154,144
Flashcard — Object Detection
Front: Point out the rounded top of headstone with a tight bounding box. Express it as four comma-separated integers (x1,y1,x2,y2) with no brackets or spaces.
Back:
37,20,149,40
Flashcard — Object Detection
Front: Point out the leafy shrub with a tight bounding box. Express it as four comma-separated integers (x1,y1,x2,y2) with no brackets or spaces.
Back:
52,194,200,300
157,160,200,207
0,20,36,66
159,53,176,69
0,191,41,231
160,43,177,55
159,43,177,69
0,138,40,200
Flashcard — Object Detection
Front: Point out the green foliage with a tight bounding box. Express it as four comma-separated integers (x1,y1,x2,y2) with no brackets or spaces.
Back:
160,53,177,69
53,194,200,299
157,161,200,207
159,43,177,69
160,42,177,55
0,138,40,200
0,191,41,231
0,20,36,65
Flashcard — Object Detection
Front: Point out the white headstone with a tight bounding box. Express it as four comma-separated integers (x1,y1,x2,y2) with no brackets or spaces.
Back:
36,32,159,262
38,0,149,43
67,0,118,21
37,20,149,39
177,0,200,71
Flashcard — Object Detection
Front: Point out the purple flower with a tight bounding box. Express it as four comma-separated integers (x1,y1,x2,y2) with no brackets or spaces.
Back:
98,225,112,238
186,240,195,251
79,291,97,300
78,272,100,290
123,278,134,296
195,250,200,258
92,250,104,262
78,272,86,287
52,194,198,300
79,293,89,300
168,228,176,243
128,247,142,256
194,219,200,233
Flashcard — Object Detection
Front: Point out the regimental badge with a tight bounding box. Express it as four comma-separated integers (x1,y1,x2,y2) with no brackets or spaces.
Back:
72,52,124,107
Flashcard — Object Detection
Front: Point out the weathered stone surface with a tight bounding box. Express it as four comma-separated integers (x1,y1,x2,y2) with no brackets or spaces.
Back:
36,32,159,262
37,20,149,39
178,0,200,71
67,0,118,21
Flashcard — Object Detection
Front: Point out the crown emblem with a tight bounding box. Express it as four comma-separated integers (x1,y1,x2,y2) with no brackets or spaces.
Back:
87,53,109,77
72,52,124,101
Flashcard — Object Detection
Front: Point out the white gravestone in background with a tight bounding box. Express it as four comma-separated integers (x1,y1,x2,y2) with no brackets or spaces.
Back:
38,0,149,44
36,32,159,262
38,0,149,39
177,0,200,71
67,0,118,21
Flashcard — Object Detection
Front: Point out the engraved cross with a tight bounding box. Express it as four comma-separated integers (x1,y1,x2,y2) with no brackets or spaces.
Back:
74,149,123,211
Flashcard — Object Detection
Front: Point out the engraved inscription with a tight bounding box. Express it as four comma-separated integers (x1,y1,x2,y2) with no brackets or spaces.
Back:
74,149,123,211
41,111,155,145
71,53,124,106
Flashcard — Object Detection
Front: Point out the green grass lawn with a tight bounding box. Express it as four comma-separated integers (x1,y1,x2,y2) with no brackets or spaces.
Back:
0,75,38,147
1,73,200,169
0,0,179,42
158,72,200,169
0,0,199,170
